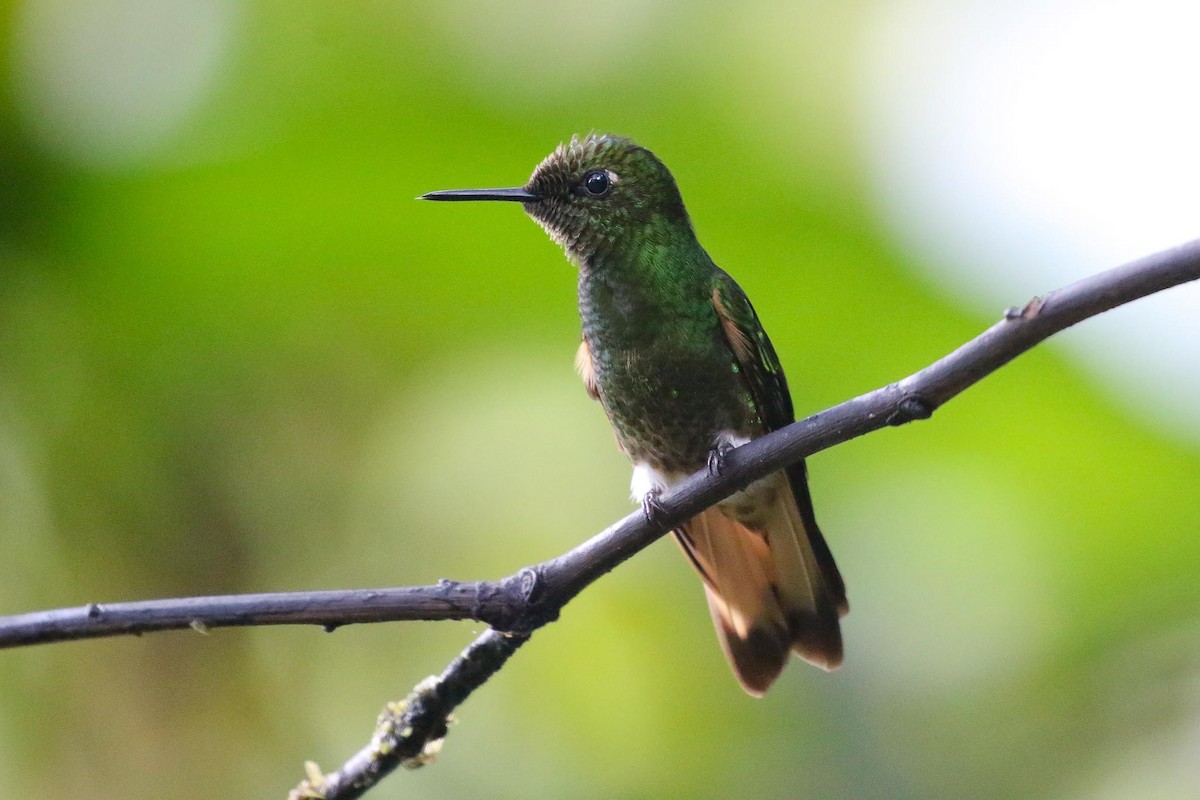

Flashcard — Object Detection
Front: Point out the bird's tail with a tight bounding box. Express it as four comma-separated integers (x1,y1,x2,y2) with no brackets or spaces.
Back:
674,464,847,695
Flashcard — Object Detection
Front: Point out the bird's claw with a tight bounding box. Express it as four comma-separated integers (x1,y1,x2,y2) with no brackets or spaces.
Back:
707,441,735,477
641,489,670,528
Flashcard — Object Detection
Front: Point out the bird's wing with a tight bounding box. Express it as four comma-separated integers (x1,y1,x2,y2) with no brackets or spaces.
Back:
709,269,794,432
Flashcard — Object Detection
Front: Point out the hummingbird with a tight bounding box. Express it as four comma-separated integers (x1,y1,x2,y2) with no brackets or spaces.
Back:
422,134,847,695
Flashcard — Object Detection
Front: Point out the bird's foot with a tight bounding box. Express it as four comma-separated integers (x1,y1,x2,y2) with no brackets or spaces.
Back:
641,488,670,529
707,441,736,477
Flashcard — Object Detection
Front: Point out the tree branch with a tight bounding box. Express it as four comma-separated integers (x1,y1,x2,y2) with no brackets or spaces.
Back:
0,581,531,648
291,629,528,800
0,239,1196,799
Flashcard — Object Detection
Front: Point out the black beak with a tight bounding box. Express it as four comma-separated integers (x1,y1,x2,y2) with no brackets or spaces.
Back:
419,187,541,202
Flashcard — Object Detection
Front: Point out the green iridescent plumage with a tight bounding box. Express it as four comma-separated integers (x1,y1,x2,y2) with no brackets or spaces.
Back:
423,134,847,695
523,137,769,469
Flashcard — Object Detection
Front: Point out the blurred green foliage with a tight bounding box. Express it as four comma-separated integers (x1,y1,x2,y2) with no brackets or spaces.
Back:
1,2,1198,799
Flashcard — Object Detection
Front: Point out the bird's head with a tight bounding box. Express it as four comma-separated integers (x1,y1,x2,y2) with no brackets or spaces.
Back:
422,134,690,263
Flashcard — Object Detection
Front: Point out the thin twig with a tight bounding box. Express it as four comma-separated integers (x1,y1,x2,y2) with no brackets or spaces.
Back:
0,582,523,648
291,629,528,800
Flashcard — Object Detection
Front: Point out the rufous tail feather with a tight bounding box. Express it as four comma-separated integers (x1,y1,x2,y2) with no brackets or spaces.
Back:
674,470,845,695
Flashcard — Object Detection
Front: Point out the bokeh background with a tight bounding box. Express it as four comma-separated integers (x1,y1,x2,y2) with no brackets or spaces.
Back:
2,1,1199,798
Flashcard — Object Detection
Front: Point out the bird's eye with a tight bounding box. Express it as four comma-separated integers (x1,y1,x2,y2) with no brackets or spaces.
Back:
583,170,612,197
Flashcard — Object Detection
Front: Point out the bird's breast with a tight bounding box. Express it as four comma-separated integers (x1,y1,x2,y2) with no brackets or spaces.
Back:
588,332,755,471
